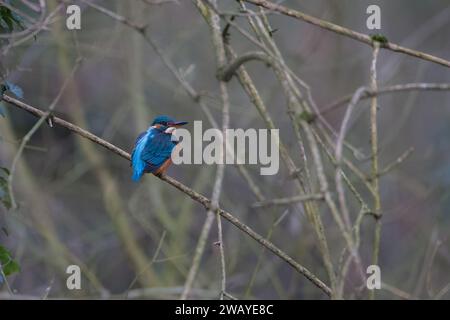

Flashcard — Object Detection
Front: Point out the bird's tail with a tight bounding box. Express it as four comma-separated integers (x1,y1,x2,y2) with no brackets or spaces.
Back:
131,131,150,182
132,168,143,182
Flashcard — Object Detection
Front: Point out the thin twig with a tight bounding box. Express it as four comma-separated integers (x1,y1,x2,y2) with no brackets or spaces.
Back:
335,86,367,230
435,282,450,300
222,291,238,300
369,42,381,300
140,0,180,5
243,0,450,68
180,213,215,300
381,282,415,300
0,0,46,39
374,147,414,179
244,208,289,298
124,231,167,299
332,89,373,296
78,0,146,31
0,264,13,296
321,83,450,116
252,193,324,208
218,51,271,81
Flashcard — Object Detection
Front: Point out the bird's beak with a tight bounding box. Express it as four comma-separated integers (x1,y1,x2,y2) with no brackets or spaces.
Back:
173,121,188,127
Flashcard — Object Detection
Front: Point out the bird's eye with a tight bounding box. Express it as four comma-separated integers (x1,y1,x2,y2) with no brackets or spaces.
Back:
162,122,167,126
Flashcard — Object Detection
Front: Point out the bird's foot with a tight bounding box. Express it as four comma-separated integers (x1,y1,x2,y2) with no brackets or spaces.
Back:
154,172,164,178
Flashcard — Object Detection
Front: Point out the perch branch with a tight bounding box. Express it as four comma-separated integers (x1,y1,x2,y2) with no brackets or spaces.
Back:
1,93,331,297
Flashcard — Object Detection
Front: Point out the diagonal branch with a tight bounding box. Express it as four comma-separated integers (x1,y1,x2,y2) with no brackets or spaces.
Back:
1,93,332,297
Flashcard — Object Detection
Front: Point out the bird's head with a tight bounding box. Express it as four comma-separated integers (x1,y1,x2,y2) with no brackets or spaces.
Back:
151,115,188,133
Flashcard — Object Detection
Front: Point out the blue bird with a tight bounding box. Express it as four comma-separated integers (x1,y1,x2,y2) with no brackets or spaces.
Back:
131,115,188,181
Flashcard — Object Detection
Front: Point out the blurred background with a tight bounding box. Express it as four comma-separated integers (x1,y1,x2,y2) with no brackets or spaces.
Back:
0,0,449,299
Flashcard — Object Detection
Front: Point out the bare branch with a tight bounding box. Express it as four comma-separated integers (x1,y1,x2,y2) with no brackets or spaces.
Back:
141,0,180,5
252,193,324,208
218,51,271,81
335,86,367,229
243,0,450,68
375,147,414,179
369,42,381,300
321,83,450,116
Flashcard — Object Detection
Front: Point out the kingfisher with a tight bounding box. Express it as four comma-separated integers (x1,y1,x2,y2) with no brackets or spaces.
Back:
131,115,188,181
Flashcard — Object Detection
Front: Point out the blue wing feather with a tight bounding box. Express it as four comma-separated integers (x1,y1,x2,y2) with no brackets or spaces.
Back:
141,131,175,169
131,131,151,181
135,132,147,143
130,131,147,167
131,128,176,181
